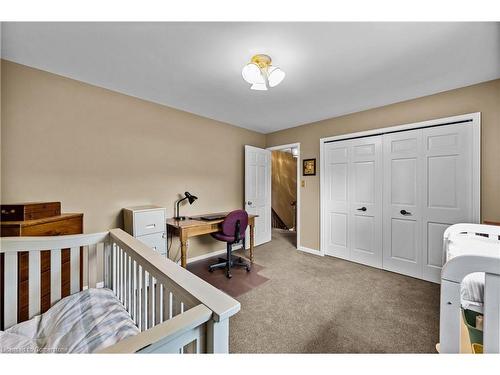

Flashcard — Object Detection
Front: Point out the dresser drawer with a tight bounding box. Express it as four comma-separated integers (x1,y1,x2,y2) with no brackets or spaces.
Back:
133,209,165,236
137,232,166,255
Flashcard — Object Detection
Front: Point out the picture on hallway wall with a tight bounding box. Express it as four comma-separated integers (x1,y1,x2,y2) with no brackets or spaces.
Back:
303,158,316,176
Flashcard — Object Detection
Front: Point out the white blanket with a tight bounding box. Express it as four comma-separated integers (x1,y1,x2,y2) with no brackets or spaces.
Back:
1,288,139,353
446,233,500,312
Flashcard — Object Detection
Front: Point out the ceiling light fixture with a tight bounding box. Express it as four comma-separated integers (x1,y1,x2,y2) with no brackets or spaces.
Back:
242,54,285,91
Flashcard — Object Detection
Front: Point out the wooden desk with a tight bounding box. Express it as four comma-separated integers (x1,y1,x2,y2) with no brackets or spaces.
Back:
166,212,257,268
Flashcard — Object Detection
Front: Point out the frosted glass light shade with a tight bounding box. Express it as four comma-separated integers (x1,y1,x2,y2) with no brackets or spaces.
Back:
268,66,285,87
242,63,264,84
251,83,268,91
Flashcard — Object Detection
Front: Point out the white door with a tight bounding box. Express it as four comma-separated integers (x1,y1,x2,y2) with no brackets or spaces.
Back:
323,140,351,259
323,136,383,266
421,123,473,282
383,123,474,281
349,136,383,267
245,145,271,246
383,129,423,278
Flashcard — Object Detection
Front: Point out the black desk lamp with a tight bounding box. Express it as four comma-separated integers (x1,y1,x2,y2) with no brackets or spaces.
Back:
174,192,198,220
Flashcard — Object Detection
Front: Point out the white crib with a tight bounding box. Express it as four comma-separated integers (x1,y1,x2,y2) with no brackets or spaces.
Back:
0,228,240,353
439,223,500,353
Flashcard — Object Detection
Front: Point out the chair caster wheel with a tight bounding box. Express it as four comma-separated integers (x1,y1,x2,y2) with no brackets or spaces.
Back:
226,273,232,279
209,268,214,273
246,267,251,272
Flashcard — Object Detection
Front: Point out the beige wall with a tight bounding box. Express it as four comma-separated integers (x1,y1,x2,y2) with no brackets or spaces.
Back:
267,79,500,251
271,150,297,229
0,60,266,260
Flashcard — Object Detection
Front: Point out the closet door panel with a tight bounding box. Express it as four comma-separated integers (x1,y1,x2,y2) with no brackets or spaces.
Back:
324,141,351,259
349,136,383,267
383,130,423,278
422,123,473,282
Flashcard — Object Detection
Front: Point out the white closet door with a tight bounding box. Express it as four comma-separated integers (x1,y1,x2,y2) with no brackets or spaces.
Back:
383,129,423,278
349,136,383,267
323,140,351,259
421,123,473,282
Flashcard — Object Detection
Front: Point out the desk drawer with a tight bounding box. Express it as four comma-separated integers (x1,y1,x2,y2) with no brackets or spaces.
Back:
137,232,166,255
134,210,165,236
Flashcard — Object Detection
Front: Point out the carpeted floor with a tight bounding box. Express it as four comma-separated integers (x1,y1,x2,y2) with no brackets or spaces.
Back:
228,229,440,353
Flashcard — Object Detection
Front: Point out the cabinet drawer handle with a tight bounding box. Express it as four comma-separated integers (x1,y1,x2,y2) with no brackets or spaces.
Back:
400,209,412,216
145,224,156,229
357,207,367,212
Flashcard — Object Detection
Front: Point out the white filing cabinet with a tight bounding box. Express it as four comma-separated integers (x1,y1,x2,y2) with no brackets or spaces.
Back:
123,205,167,256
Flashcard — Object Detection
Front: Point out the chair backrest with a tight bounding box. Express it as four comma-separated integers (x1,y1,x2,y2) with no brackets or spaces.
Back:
221,210,248,239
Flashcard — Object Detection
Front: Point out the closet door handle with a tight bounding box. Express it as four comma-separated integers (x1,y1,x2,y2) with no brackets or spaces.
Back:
400,209,412,216
357,207,367,212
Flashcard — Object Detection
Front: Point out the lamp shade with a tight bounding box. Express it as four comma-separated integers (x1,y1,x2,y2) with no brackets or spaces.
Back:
250,83,268,91
184,191,198,204
242,63,264,84
268,66,286,88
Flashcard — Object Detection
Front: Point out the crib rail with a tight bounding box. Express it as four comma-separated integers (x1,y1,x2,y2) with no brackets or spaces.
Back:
0,229,240,353
0,231,109,329
440,223,500,354
104,228,240,353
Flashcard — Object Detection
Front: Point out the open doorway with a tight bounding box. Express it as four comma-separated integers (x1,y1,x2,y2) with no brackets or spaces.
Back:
267,143,300,249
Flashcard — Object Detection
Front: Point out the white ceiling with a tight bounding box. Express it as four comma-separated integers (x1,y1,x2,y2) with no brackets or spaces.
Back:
2,22,499,134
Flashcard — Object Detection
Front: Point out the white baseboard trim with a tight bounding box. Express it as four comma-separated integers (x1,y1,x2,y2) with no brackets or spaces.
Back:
186,244,244,265
297,246,323,256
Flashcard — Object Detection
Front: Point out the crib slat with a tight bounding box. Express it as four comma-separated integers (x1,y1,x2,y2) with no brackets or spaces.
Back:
81,246,88,290
111,244,116,293
50,249,62,304
484,273,500,353
128,257,135,315
148,273,154,328
118,247,122,302
117,247,121,301
121,248,125,303
70,247,80,294
4,252,18,328
127,254,131,312
88,244,97,289
130,260,136,321
135,261,140,326
162,285,171,321
155,280,161,325
28,250,41,318
172,294,182,317
103,241,111,289
141,269,147,331
124,254,128,310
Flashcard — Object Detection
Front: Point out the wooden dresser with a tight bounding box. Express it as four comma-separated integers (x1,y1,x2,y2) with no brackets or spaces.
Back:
0,211,83,328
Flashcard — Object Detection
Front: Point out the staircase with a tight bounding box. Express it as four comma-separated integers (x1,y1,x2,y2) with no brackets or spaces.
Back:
272,208,289,230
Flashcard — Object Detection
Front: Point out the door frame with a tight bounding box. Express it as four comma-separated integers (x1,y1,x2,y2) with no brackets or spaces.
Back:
267,143,301,251
320,112,481,256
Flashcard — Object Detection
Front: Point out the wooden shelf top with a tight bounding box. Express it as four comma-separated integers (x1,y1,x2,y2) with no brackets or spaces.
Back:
0,213,83,227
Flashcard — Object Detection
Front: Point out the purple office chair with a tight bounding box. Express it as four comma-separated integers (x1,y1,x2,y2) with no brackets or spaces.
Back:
209,209,251,278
